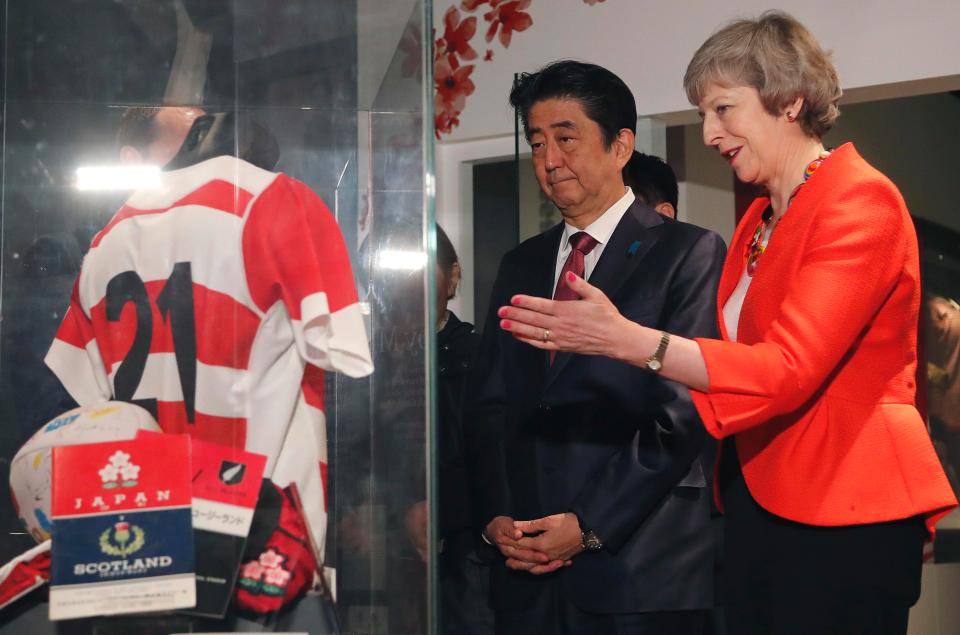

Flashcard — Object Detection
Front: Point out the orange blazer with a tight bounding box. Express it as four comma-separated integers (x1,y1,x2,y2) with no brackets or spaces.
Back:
691,143,957,534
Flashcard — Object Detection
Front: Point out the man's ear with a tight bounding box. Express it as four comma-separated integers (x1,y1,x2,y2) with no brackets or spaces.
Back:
654,202,676,219
613,128,635,170
119,145,144,166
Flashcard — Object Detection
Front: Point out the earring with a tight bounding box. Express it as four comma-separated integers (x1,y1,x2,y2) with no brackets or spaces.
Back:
786,111,796,122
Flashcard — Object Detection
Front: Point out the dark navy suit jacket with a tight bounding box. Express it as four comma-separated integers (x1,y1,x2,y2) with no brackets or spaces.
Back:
466,200,725,614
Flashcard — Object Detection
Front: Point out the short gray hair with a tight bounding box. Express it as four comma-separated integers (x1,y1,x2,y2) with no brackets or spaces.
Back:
683,11,841,138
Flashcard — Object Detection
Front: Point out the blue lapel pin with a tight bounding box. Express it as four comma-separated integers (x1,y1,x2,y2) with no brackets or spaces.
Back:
627,241,641,256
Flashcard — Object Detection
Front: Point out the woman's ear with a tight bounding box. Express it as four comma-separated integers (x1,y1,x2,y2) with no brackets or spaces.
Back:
783,95,805,123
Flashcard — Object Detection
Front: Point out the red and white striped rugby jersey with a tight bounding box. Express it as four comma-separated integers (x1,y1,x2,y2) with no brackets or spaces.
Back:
45,156,373,553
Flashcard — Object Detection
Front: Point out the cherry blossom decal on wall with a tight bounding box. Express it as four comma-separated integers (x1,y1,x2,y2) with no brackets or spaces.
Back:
433,0,605,139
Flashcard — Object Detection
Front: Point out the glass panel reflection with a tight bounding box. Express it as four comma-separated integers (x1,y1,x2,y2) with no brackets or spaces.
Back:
0,0,431,632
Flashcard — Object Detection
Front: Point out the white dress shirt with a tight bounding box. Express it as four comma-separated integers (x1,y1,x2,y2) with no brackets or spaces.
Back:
551,187,635,294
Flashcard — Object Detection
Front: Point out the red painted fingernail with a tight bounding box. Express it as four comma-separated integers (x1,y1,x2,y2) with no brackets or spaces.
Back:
511,296,520,305
498,307,508,318
500,319,511,329
567,271,576,282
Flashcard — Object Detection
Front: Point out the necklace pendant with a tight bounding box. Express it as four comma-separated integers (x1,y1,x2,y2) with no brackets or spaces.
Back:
742,154,830,280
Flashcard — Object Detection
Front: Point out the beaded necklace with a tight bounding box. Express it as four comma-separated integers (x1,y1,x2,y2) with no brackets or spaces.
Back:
744,150,831,276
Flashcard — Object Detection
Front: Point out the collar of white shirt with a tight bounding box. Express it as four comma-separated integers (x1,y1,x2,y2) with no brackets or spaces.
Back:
554,187,636,286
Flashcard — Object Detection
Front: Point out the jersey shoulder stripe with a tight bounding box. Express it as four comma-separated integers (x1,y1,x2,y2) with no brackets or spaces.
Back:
93,179,254,248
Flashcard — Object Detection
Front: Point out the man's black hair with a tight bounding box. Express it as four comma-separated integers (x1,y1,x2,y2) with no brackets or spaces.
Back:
623,151,679,210
508,60,637,149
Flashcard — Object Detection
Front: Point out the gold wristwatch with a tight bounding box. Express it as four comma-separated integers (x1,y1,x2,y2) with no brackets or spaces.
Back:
645,331,670,373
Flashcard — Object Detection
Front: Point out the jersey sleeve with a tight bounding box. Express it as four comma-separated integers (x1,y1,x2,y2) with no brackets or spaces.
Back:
44,279,113,404
243,175,373,378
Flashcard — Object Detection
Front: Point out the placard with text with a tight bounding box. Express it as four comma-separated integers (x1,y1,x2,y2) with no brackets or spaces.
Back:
176,434,265,617
49,435,195,620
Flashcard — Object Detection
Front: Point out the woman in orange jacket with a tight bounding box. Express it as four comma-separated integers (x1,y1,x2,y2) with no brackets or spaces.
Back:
496,10,957,635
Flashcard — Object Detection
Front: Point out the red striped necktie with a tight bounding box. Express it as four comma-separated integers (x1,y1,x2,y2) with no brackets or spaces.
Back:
550,231,598,363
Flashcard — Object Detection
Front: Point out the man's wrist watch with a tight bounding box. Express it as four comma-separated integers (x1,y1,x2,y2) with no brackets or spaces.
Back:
581,529,603,552
644,331,670,373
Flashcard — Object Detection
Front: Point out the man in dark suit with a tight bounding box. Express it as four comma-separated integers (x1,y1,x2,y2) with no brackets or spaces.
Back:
466,60,725,634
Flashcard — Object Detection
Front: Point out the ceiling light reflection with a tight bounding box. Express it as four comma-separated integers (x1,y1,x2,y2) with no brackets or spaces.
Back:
377,249,427,271
76,165,161,191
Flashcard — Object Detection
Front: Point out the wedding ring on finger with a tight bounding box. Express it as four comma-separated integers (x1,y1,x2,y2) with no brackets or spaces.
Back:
542,328,550,342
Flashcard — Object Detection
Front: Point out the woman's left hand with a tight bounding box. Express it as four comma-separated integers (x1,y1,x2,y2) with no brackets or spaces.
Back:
498,272,630,358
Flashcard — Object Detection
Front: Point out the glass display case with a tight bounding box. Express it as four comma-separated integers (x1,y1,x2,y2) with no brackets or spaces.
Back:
0,1,435,633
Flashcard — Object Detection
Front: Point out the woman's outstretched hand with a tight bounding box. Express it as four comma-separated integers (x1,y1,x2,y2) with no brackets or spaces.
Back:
499,270,711,390
498,271,630,358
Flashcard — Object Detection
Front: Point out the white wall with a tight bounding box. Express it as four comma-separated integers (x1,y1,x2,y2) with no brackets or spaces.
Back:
435,0,960,141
